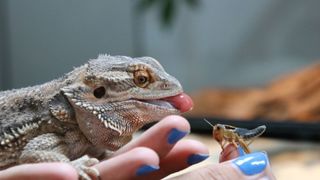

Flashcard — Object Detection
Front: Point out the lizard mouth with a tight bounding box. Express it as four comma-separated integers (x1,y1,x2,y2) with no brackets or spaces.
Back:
139,93,193,113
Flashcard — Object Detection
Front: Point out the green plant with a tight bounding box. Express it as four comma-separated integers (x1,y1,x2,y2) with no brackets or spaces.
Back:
136,0,200,26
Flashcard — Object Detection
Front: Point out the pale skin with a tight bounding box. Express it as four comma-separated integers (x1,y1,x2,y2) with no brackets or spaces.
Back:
0,116,275,180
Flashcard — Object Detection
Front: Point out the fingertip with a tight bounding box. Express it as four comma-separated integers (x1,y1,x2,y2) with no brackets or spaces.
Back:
219,144,239,162
183,140,210,165
95,147,160,179
147,139,210,178
176,139,209,154
187,154,210,166
232,152,268,176
161,115,191,132
237,146,246,156
167,128,189,144
128,147,160,165
129,148,161,177
164,115,186,121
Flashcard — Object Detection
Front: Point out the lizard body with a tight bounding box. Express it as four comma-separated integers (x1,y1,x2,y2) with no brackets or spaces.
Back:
0,55,193,179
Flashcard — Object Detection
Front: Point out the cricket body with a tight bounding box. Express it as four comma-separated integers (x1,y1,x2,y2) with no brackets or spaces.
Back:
204,120,266,153
0,55,193,179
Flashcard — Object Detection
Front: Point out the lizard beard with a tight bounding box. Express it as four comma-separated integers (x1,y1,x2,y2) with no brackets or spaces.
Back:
63,87,193,150
71,100,181,150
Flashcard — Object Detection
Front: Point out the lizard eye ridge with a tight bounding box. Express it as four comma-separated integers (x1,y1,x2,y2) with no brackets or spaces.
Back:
93,86,106,98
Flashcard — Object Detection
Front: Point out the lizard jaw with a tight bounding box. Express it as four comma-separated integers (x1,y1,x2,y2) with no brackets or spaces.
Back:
139,99,175,110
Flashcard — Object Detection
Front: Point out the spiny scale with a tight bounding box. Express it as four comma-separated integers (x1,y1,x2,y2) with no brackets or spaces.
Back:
0,121,41,149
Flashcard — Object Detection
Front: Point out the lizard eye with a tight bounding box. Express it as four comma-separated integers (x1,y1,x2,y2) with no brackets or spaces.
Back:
93,86,106,98
134,70,150,88
138,76,148,84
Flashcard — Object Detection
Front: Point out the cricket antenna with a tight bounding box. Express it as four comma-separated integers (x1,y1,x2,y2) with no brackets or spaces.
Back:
203,119,214,127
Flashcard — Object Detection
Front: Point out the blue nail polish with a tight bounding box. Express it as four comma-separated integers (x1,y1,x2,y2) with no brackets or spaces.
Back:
136,165,159,176
187,154,209,165
237,146,246,156
233,152,268,176
167,128,189,144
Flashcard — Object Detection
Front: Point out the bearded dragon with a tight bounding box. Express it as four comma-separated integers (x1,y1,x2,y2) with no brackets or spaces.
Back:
0,55,193,179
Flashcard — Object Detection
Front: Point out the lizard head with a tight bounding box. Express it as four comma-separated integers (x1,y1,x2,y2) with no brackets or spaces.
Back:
62,55,193,150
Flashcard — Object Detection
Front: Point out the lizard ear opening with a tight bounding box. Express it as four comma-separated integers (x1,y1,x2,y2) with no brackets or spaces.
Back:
93,86,106,98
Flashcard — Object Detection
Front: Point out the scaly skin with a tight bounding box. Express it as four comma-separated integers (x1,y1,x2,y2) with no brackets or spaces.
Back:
0,55,191,179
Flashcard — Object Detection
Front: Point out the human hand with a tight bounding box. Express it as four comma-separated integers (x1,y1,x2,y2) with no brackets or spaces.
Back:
0,115,275,180
169,142,276,180
94,115,209,179
0,115,209,180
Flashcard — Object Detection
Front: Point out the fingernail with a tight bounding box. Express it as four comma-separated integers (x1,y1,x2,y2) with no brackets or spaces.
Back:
187,153,209,165
167,128,189,144
136,165,159,176
238,146,246,156
233,152,268,176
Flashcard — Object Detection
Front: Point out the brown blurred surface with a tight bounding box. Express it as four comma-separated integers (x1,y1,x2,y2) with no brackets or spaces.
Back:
188,63,320,122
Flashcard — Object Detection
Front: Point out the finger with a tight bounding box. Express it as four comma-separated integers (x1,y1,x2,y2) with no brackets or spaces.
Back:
115,115,190,158
171,161,239,180
0,163,77,180
95,147,160,180
141,139,209,180
170,152,276,180
219,144,240,162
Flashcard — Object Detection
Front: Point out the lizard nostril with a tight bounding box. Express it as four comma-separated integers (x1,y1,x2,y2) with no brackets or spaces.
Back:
162,83,169,89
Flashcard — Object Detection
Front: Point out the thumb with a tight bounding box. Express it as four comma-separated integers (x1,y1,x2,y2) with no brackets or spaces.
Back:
169,152,275,180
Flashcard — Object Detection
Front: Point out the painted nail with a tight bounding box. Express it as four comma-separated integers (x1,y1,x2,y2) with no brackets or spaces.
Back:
187,153,209,165
136,165,159,176
167,128,189,144
237,146,246,156
233,152,268,176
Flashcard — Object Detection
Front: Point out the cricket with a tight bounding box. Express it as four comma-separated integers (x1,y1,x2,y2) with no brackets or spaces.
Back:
203,119,266,153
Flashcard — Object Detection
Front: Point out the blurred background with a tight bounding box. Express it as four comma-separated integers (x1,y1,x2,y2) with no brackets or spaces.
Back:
1,0,320,179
